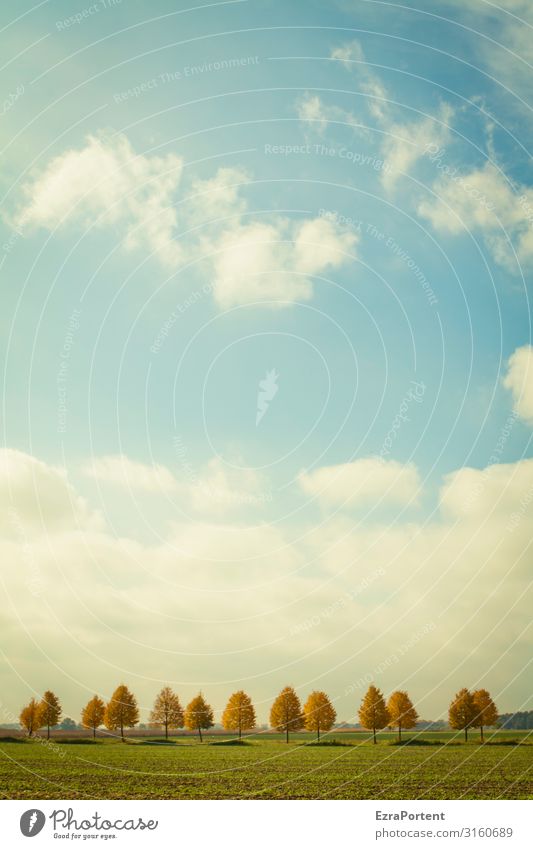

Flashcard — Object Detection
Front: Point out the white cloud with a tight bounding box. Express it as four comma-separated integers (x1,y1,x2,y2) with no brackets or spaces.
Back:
293,217,356,273
0,449,102,537
82,454,178,493
211,221,309,307
418,163,509,235
331,40,389,123
296,94,330,133
186,167,249,225
418,162,533,270
13,134,357,310
14,133,184,267
487,16,533,96
439,458,533,519
1,447,532,721
211,216,357,307
189,457,268,514
381,103,453,191
296,93,365,138
432,2,533,127
503,344,533,424
331,39,366,68
299,457,421,508
82,453,269,515
301,41,454,191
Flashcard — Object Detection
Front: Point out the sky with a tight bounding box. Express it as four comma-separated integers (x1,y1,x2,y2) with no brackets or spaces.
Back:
0,0,532,726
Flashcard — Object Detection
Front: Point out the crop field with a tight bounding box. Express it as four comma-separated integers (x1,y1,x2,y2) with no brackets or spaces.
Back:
0,732,531,800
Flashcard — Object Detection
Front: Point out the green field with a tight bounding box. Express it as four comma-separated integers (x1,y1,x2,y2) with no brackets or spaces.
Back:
1,732,531,800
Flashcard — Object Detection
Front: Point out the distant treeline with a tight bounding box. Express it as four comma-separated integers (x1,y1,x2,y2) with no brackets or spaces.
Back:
498,711,533,730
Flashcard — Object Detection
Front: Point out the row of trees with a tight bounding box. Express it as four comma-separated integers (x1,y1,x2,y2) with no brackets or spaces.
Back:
448,687,498,742
20,691,62,740
18,684,499,743
20,687,223,743
358,685,498,743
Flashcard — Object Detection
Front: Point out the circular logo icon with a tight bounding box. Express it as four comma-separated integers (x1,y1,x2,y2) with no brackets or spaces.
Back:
20,809,46,837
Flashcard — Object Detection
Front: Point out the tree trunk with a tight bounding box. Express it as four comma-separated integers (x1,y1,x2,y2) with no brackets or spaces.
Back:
373,727,376,744
464,726,467,742
480,725,484,743
47,724,50,740
238,722,241,740
121,720,124,741
198,725,203,742
93,726,96,740
286,725,289,743
165,720,168,740
317,724,320,742
398,723,402,743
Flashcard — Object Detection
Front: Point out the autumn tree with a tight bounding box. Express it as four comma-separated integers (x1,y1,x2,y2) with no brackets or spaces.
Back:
387,690,419,742
472,689,498,743
81,695,106,739
19,698,43,736
184,693,214,742
221,690,256,739
38,691,62,739
270,686,304,743
303,690,336,741
448,688,477,742
150,687,184,740
104,684,139,740
358,685,390,744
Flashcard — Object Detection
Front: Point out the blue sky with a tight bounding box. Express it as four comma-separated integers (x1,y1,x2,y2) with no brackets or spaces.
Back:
0,0,532,725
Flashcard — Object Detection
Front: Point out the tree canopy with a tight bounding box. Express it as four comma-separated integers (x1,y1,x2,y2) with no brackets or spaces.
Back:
104,684,139,740
270,686,304,742
358,685,390,743
38,691,62,739
448,688,477,741
19,698,43,736
303,691,336,740
387,690,418,741
150,687,184,739
81,695,106,738
184,693,214,741
222,690,256,738
472,689,498,742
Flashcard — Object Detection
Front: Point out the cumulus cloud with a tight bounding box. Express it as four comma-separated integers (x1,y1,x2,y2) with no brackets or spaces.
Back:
331,39,389,123
440,0,533,103
12,133,356,309
439,457,533,519
380,103,453,191
0,449,103,537
82,454,178,493
186,167,249,225
503,344,533,424
0,447,532,720
189,457,268,514
211,216,357,307
13,133,185,267
299,40,454,191
418,162,533,270
81,453,271,517
296,93,331,133
298,457,421,508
